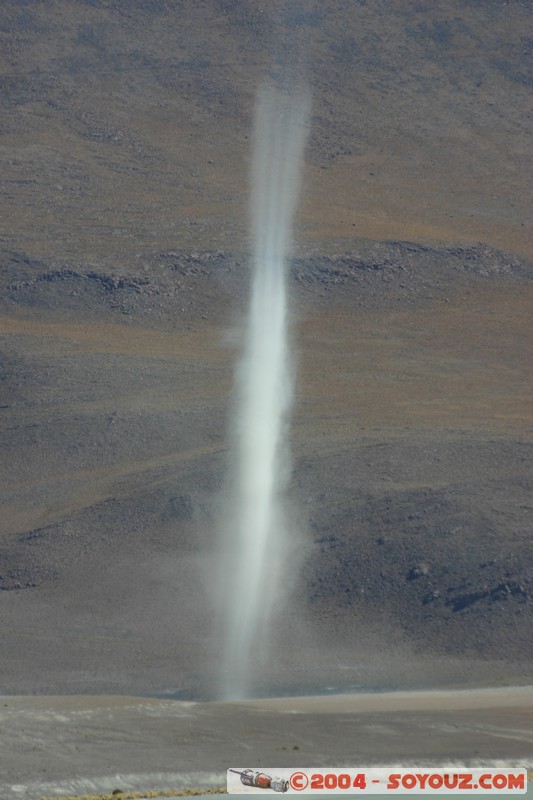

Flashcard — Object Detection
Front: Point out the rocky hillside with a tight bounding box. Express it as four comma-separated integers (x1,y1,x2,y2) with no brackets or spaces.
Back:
0,0,531,697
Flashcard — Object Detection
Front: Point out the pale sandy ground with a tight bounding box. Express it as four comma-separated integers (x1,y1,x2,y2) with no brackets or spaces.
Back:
2,687,532,800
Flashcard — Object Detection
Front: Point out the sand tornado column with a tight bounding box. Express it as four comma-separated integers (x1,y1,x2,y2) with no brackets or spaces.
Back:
220,83,310,700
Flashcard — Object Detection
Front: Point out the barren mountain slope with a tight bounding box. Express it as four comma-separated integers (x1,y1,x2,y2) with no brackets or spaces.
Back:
1,0,531,263
0,0,531,696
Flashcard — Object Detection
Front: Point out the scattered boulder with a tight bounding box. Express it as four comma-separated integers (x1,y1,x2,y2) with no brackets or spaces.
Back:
407,562,430,581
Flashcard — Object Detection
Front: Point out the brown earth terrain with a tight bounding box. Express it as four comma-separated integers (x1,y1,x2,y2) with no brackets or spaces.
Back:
1,688,532,800
0,0,532,704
